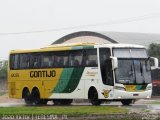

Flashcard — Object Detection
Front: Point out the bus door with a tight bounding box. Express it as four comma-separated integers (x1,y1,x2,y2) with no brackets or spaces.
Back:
99,48,114,90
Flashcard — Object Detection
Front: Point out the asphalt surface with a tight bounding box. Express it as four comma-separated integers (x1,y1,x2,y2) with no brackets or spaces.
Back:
0,98,159,112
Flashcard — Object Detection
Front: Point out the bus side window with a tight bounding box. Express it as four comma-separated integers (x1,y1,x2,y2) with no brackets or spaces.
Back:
31,54,41,69
50,56,55,67
83,49,97,67
99,48,113,86
63,52,69,67
10,55,15,70
58,57,64,67
69,50,83,67
10,54,19,70
41,52,55,68
19,53,40,69
19,54,29,69
55,51,69,68
14,54,19,69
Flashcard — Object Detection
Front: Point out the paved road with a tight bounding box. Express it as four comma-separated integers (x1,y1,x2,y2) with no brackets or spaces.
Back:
0,99,159,112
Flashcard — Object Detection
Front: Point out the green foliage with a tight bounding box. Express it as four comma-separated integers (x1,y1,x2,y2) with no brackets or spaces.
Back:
0,106,128,116
148,43,160,60
0,60,8,80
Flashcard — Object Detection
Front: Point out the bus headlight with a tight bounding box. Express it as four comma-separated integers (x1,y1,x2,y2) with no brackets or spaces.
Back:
114,86,125,91
146,86,152,90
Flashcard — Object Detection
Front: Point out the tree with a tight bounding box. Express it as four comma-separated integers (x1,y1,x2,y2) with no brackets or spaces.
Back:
0,60,8,80
148,43,160,65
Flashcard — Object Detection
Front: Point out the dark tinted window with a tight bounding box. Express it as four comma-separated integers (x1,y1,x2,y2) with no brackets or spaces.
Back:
19,54,30,69
69,50,83,67
41,52,54,68
99,48,113,86
54,51,69,68
83,49,98,67
30,54,41,68
10,54,19,70
19,53,41,69
10,55,14,70
10,49,98,69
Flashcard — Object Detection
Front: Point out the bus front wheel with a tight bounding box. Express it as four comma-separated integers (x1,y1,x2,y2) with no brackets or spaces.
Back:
121,99,133,106
88,88,101,106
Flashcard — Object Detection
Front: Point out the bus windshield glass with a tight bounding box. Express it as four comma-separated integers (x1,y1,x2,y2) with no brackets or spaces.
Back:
113,48,151,84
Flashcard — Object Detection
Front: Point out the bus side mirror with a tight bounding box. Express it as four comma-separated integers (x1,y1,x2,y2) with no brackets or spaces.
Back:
150,57,159,70
110,57,118,69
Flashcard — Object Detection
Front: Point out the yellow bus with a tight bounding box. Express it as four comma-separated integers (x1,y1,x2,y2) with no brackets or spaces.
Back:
8,43,158,105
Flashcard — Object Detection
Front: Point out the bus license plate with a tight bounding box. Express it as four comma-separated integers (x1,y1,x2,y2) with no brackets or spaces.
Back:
133,94,139,96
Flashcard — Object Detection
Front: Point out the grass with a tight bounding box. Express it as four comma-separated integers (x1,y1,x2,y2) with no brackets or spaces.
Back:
150,101,160,104
0,92,6,96
0,106,128,117
147,99,160,104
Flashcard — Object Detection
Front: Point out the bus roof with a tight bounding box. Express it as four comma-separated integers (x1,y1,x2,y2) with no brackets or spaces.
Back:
10,43,145,54
96,43,145,48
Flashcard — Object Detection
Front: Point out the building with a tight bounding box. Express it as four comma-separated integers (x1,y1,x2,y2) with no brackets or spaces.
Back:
52,31,160,47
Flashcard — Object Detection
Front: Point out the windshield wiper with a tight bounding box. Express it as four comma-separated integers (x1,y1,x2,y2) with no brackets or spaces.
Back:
145,57,150,62
140,62,143,76
140,61,146,84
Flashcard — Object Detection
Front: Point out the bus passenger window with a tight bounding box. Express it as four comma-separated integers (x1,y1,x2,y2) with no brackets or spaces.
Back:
10,55,15,70
49,56,54,67
20,54,29,69
30,54,40,69
26,59,30,68
58,57,64,66
41,53,55,68
55,52,69,68
83,49,97,67
69,50,83,67
33,58,38,67
70,57,79,66
10,54,19,70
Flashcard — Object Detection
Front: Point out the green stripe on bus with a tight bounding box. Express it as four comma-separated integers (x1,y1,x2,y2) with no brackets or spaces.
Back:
53,68,74,93
135,85,147,90
62,68,84,93
72,46,94,50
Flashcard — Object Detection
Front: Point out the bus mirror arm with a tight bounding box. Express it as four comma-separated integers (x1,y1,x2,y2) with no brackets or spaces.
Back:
110,57,118,70
150,57,159,70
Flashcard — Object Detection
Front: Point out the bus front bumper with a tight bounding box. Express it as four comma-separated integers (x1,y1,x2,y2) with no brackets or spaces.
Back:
112,89,152,99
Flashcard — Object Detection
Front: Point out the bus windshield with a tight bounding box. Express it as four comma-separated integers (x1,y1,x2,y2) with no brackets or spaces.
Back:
115,59,151,84
113,48,151,84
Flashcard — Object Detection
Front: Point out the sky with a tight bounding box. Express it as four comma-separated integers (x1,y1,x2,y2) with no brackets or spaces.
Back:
1,0,160,59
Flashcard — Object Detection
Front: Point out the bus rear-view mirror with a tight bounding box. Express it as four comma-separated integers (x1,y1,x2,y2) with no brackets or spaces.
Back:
110,57,118,69
150,57,159,70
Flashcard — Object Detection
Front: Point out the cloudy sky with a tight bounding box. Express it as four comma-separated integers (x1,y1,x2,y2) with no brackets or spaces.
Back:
1,0,160,59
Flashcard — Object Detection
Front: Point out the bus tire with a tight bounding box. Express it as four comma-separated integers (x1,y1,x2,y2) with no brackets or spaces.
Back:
121,99,133,106
22,88,33,105
32,88,42,105
88,87,101,106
